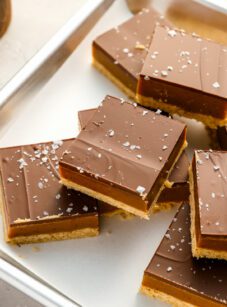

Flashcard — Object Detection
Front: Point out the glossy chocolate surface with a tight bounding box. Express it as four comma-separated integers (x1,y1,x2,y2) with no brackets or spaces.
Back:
0,140,98,237
78,108,189,213
192,150,227,249
139,26,227,119
93,8,169,94
78,108,189,186
143,203,227,306
60,95,186,214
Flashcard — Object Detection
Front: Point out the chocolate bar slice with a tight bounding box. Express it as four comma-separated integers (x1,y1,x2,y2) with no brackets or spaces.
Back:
138,26,227,128
78,108,189,215
60,95,187,219
0,140,99,244
141,203,227,306
189,150,227,260
92,8,169,98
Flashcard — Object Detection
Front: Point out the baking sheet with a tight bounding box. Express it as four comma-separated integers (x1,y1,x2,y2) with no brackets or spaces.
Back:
0,0,86,90
0,0,214,306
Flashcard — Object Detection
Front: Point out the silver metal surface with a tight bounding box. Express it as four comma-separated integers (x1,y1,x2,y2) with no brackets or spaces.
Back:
0,0,114,121
0,252,81,306
195,0,227,13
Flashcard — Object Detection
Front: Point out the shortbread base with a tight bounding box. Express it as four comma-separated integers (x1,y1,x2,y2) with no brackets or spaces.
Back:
137,95,227,129
152,201,180,213
140,285,195,307
6,227,98,245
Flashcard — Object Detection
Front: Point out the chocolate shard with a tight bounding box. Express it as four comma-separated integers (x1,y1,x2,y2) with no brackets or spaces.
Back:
60,95,187,219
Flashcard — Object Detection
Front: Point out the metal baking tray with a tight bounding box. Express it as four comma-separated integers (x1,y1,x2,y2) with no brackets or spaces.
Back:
0,1,226,306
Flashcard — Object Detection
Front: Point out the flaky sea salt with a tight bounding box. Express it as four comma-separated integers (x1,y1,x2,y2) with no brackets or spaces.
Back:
212,82,220,89
136,185,146,195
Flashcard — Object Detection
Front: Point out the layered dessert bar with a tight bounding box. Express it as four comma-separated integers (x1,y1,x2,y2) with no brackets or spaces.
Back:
78,108,190,215
0,140,99,244
189,150,227,260
141,203,227,306
138,26,227,128
92,8,169,98
59,95,187,219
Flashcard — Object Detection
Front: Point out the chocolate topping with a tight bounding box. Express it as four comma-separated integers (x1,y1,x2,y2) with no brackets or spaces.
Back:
60,95,186,216
93,8,169,94
139,26,227,120
144,203,227,305
0,140,98,228
141,26,227,98
78,108,189,186
78,107,189,213
192,150,227,239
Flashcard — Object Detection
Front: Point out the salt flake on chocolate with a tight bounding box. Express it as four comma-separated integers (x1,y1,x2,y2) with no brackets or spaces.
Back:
212,82,220,89
168,29,177,38
136,185,146,195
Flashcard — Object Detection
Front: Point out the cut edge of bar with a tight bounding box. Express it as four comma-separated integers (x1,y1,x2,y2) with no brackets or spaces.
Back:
137,94,227,129
4,227,99,245
189,165,227,261
0,174,99,245
92,58,136,99
60,141,187,219
140,285,194,307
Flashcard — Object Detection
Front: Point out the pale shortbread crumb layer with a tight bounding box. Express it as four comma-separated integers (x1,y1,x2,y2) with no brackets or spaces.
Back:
152,202,181,213
137,95,227,129
140,285,195,307
6,227,98,245
189,166,227,261
102,201,181,218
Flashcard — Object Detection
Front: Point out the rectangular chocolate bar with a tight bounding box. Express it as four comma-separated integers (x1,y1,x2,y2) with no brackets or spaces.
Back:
189,150,227,260
138,26,227,128
141,203,227,306
0,140,99,244
59,95,187,219
78,108,190,215
92,8,169,98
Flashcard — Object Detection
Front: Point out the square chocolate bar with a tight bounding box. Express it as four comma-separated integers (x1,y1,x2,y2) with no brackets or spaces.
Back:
59,95,187,219
0,140,99,244
138,26,227,128
141,203,227,306
78,108,190,215
189,150,227,260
